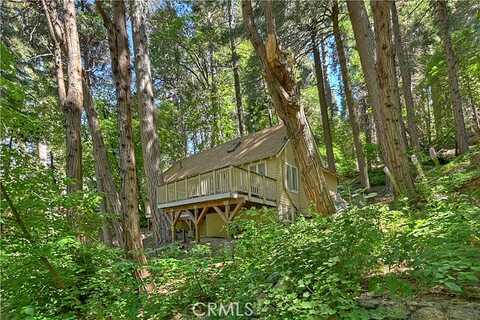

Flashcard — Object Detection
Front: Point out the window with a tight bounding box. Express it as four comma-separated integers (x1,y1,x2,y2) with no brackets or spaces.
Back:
285,163,298,192
249,161,267,176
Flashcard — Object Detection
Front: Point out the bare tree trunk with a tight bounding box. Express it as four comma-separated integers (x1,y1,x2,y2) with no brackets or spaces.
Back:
82,74,124,247
431,82,444,141
332,1,369,189
346,1,386,152
311,31,336,173
242,0,335,214
371,0,415,195
96,0,148,269
63,0,83,192
434,0,469,154
465,81,480,135
320,39,335,117
42,0,83,193
227,0,245,137
391,1,421,152
131,0,171,245
392,53,409,149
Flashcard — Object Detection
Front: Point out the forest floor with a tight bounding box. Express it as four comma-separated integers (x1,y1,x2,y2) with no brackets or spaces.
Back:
133,146,480,319
8,147,478,319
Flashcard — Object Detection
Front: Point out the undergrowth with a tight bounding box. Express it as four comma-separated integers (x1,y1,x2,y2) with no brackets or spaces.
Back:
2,148,479,319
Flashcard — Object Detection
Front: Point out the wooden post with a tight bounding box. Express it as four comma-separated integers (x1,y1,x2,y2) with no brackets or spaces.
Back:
197,174,201,196
262,175,266,203
184,178,187,199
411,154,425,179
247,167,251,199
195,207,208,243
225,201,231,240
174,181,177,201
229,167,233,192
214,170,217,194
194,207,199,243
170,210,176,242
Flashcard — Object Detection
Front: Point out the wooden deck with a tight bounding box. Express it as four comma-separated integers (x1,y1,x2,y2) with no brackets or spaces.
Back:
158,165,277,208
157,165,277,242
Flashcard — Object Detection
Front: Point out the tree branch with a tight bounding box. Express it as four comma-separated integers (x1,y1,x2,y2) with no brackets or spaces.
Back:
241,0,267,61
0,182,65,289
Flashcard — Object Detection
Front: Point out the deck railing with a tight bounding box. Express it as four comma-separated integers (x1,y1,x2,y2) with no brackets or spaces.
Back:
158,166,277,204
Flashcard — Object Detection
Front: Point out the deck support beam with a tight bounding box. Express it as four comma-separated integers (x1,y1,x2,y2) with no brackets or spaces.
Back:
194,207,208,243
212,199,245,240
170,210,182,242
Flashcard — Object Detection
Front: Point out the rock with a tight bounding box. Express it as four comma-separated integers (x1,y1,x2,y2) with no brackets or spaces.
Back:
446,304,480,320
411,307,446,320
464,286,480,299
368,305,407,319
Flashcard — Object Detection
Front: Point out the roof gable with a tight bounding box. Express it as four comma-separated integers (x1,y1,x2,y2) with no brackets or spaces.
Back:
162,124,288,183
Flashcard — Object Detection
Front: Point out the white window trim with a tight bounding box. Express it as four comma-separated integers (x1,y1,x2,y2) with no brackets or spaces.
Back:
285,162,299,193
248,160,267,176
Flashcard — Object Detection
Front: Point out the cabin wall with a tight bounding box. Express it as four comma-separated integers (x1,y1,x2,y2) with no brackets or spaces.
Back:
199,213,226,238
278,142,338,214
240,157,279,180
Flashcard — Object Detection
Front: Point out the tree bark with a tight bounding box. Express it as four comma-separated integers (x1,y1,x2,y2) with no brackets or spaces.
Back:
82,73,124,247
390,1,421,152
96,0,148,268
227,0,245,137
311,31,336,173
42,0,83,193
434,0,469,154
63,0,83,192
371,0,415,195
320,39,335,117
131,0,171,245
431,81,444,141
346,1,386,150
242,0,335,214
332,1,369,189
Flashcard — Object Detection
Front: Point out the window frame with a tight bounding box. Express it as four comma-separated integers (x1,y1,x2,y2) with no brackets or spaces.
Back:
248,160,267,176
285,162,299,193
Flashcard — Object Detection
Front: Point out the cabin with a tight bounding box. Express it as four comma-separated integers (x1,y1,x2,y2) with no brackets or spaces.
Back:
157,124,338,242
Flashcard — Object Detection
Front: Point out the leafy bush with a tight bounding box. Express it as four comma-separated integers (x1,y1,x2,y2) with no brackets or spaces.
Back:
2,148,479,319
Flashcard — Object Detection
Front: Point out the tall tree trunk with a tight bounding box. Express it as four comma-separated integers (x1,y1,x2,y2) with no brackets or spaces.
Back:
63,0,83,192
42,0,83,193
320,39,335,117
371,0,415,195
391,52,409,149
242,0,335,214
82,74,124,247
131,0,171,245
96,0,148,269
431,82,444,141
434,0,469,154
228,0,245,137
346,1,385,150
390,1,421,152
332,1,369,189
311,31,336,173
465,81,480,135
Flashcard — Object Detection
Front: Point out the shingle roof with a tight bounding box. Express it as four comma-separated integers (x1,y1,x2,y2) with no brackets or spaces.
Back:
162,124,288,183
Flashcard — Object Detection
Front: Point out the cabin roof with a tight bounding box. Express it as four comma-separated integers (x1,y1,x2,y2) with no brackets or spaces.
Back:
162,124,288,183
